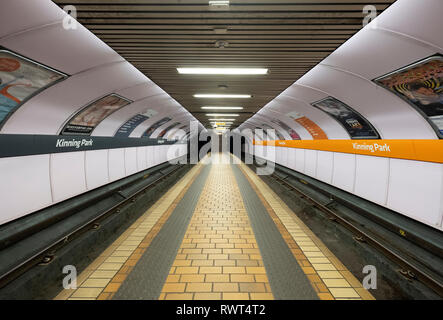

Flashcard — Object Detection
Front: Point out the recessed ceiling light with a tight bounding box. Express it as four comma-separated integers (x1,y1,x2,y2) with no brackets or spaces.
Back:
206,113,239,117
209,0,230,10
208,118,236,121
195,94,251,99
178,68,267,75
201,106,243,110
209,0,230,4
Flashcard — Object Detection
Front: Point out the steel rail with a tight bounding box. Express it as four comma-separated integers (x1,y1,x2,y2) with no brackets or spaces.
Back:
253,162,443,298
0,163,186,289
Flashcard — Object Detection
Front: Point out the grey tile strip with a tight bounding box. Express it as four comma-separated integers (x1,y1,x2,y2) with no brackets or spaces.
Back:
231,164,318,300
112,165,211,300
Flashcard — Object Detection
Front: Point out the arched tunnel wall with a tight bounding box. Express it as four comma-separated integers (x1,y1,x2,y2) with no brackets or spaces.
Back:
238,0,443,231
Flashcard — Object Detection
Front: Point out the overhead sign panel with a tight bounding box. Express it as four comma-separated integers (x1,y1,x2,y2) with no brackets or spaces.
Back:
115,108,158,137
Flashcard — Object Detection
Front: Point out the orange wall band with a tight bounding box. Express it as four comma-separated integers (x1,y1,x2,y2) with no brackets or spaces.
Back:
253,140,443,164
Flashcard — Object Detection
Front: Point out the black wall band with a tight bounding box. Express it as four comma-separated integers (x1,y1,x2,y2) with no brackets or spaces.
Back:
0,134,186,159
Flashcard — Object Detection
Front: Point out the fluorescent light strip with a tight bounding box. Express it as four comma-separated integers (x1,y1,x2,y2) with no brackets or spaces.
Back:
208,119,236,121
178,68,267,75
209,0,229,5
201,106,243,110
195,94,251,99
206,113,239,117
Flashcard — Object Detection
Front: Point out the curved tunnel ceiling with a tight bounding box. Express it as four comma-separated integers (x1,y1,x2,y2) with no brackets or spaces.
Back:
0,0,204,137
0,0,441,142
49,0,397,130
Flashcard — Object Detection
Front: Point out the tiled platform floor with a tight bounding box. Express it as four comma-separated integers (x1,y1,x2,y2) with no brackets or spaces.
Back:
55,153,374,300
159,156,273,300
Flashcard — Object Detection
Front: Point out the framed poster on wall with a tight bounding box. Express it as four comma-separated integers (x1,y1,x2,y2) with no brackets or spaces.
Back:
374,54,443,138
158,122,180,138
143,117,172,138
0,48,67,127
286,111,328,140
62,94,132,135
260,123,285,140
269,118,301,140
312,96,379,139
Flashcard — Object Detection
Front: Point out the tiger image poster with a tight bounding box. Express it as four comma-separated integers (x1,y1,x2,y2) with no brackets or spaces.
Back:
374,55,443,136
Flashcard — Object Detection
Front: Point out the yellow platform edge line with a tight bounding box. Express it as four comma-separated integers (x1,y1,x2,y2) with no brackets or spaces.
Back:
54,160,205,300
237,158,375,300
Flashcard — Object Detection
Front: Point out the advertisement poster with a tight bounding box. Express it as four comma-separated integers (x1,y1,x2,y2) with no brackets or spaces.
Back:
269,118,301,140
0,49,66,125
115,108,158,137
63,94,132,135
286,111,328,140
261,123,285,140
143,117,172,138
312,97,379,139
374,55,443,136
158,122,180,138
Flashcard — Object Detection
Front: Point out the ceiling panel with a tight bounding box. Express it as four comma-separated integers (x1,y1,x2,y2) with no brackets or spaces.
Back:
52,0,396,129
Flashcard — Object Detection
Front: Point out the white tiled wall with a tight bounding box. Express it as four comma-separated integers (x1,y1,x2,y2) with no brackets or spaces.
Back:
249,146,443,231
0,144,188,226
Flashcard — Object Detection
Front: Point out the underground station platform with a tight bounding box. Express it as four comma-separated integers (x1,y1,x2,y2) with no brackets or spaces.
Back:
0,0,442,315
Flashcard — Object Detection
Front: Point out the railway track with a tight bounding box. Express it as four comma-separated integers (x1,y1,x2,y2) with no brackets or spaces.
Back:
249,157,443,298
0,161,189,291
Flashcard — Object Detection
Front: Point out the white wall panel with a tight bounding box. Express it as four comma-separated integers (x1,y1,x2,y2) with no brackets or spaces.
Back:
316,151,333,184
0,155,52,225
137,147,147,171
280,147,288,168
51,151,86,203
153,146,161,166
267,146,276,163
387,159,443,228
108,148,125,182
305,150,318,177
125,147,137,176
287,148,297,171
162,145,169,163
146,146,155,169
85,150,109,190
354,155,389,206
254,145,264,160
332,153,356,193
275,147,282,166
295,149,306,173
